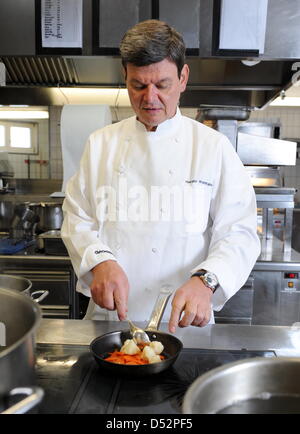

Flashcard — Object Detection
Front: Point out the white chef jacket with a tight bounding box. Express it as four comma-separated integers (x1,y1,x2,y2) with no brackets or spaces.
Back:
61,108,260,323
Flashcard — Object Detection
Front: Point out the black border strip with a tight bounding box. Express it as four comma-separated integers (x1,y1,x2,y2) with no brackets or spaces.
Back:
152,0,159,19
92,0,121,55
35,0,82,55
155,0,199,56
212,0,259,57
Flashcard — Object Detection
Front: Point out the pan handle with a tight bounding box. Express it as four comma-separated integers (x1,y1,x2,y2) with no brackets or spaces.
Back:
1,387,44,414
146,285,173,331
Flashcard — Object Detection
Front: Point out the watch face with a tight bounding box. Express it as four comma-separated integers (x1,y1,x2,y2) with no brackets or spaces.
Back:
205,273,218,288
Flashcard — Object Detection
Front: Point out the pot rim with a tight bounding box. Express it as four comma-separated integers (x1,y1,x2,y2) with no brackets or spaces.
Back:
182,356,300,414
0,287,42,360
0,274,32,293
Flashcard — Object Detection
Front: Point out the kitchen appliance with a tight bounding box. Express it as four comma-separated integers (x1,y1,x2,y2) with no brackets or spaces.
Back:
34,343,274,414
0,287,43,414
198,111,300,326
37,230,68,256
29,202,63,234
0,152,14,195
9,202,39,240
0,202,38,254
183,357,300,414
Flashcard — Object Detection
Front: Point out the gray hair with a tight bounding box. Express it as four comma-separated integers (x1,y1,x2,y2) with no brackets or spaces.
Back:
119,20,186,78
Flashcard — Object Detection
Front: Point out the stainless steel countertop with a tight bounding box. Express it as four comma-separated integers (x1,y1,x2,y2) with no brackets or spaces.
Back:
0,194,64,203
36,319,300,357
1,236,300,267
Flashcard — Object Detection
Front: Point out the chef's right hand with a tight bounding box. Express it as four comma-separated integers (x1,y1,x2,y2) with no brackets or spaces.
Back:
90,260,129,321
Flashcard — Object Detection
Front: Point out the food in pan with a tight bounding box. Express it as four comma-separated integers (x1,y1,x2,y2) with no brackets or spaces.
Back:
104,339,165,365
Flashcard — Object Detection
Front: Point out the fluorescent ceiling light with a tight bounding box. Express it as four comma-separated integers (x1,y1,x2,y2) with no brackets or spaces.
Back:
270,97,300,107
59,88,131,106
0,110,49,119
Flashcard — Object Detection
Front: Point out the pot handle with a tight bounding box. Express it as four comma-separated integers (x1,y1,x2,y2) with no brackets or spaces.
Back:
145,285,174,331
1,387,44,414
31,290,49,303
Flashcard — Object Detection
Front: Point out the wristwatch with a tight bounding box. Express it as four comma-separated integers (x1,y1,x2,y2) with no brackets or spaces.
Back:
191,269,219,293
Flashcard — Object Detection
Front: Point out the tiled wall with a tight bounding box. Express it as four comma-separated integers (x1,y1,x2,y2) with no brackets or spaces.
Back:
249,106,300,204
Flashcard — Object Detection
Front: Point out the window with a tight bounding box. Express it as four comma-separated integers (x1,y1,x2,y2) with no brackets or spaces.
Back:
0,121,38,154
0,124,4,147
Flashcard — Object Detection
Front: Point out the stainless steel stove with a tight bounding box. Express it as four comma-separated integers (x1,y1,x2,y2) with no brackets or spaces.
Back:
35,343,276,414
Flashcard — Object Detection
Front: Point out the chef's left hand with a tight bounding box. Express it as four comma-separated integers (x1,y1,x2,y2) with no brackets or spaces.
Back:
168,277,213,333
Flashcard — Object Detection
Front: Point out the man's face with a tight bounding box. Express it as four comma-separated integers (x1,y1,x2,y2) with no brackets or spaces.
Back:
125,59,189,131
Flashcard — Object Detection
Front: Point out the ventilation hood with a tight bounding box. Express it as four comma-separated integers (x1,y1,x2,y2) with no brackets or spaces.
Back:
0,55,295,108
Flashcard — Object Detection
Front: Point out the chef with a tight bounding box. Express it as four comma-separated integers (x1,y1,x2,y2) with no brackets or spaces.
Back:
61,19,260,332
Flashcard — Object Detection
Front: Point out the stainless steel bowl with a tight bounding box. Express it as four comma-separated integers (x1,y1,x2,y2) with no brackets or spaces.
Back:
0,274,32,293
183,357,300,414
0,287,43,413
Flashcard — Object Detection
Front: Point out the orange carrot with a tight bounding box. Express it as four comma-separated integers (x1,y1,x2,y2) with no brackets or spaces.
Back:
104,348,165,365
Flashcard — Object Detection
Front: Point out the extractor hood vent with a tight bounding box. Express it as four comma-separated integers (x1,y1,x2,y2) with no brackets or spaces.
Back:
0,56,79,86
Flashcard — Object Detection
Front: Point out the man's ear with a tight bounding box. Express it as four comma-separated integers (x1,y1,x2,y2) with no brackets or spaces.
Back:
179,64,189,92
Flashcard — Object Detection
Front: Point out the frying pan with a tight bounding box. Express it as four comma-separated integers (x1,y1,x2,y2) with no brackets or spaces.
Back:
90,287,183,377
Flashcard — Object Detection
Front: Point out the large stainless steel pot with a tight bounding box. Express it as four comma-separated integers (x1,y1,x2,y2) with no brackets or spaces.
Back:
29,202,63,233
0,274,48,304
0,274,32,293
183,357,300,414
0,287,43,413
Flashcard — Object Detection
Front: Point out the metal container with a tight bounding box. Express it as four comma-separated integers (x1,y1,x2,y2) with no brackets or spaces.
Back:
183,357,300,414
0,287,44,413
0,201,14,231
0,274,32,293
29,202,63,233
0,274,48,305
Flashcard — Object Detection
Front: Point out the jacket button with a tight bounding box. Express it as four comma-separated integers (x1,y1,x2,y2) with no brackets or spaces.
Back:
118,165,125,175
152,247,157,253
168,169,173,176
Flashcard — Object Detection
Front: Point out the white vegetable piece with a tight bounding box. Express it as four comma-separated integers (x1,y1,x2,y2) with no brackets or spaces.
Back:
120,339,140,355
142,345,156,361
149,354,162,364
149,341,164,355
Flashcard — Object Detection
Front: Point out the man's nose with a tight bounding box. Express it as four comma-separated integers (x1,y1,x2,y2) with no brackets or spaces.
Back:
143,84,157,102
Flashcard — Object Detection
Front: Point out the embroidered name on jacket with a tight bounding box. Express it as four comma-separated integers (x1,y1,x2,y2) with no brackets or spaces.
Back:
94,249,113,255
185,179,213,186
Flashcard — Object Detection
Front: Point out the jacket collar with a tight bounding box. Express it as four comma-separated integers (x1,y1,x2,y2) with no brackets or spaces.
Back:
134,107,182,138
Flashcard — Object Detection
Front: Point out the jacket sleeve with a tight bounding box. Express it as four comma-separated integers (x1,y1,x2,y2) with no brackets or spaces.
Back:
191,136,261,311
61,136,116,295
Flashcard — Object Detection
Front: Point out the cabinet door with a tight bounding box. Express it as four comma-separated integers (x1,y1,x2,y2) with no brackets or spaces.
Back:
158,0,200,52
94,0,151,53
